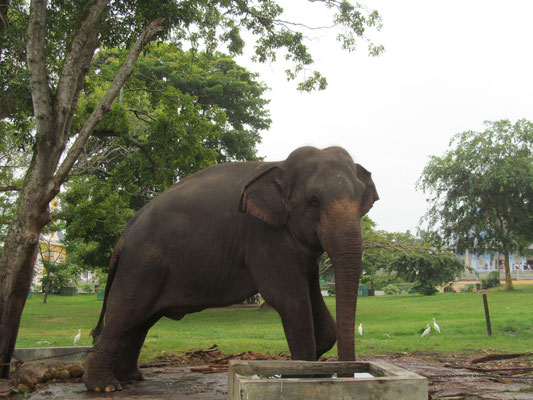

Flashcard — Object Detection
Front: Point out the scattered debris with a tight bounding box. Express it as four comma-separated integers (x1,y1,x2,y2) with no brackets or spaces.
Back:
141,344,291,374
470,352,532,364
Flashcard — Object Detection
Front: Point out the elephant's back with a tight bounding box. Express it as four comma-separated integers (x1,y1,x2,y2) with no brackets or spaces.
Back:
120,161,273,255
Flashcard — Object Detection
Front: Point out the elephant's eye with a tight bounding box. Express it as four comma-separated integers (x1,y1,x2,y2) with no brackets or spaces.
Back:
309,195,321,209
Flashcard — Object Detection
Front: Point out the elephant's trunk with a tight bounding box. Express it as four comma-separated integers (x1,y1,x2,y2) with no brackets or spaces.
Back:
318,200,363,361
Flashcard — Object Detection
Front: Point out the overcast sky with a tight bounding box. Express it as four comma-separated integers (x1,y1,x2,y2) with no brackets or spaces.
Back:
236,0,533,234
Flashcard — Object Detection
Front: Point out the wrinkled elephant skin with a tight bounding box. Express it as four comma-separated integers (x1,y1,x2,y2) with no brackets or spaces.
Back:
83,146,379,391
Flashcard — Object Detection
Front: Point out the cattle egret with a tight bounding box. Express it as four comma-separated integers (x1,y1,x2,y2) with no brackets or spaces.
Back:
421,324,431,338
74,329,81,345
433,318,441,333
358,323,363,336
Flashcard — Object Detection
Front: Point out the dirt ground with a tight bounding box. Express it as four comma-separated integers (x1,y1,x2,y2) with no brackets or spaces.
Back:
1,347,532,399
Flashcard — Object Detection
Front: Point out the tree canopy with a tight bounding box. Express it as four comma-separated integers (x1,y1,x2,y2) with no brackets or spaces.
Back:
320,216,466,295
61,46,271,269
418,119,533,290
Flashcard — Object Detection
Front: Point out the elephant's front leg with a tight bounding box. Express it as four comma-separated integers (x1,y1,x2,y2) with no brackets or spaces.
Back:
250,254,318,359
309,276,337,359
275,297,317,360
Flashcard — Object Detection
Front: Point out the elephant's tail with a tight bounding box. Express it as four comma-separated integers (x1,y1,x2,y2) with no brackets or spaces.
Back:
91,237,124,343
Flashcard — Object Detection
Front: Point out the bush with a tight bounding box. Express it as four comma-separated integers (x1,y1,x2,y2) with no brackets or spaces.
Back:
410,281,438,296
79,283,95,294
443,283,456,292
487,270,501,286
360,273,403,290
479,271,501,290
383,284,400,295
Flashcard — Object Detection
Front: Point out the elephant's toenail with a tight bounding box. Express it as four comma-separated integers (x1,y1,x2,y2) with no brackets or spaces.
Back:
105,386,115,392
94,387,100,392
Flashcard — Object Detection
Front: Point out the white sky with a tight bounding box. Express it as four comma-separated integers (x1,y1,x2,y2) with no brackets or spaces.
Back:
236,0,533,234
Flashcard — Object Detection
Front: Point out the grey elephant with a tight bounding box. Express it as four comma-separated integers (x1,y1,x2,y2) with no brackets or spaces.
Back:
83,146,379,392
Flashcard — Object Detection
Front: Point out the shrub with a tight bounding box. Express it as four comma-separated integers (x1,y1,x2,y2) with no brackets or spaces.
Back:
79,283,95,294
443,283,456,292
479,271,501,290
487,270,501,286
383,284,400,295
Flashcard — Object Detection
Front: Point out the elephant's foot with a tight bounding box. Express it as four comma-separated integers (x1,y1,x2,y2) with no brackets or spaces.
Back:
114,366,145,382
83,371,123,392
83,349,123,392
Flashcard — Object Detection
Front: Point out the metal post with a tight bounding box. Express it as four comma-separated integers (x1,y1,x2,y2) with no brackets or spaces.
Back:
482,293,492,336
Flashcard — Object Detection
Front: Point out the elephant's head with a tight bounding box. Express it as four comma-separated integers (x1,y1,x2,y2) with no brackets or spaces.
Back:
239,146,379,360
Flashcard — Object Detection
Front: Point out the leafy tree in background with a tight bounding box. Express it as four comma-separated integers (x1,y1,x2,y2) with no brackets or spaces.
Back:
61,46,270,270
392,248,465,295
320,216,465,294
0,0,383,376
418,119,533,290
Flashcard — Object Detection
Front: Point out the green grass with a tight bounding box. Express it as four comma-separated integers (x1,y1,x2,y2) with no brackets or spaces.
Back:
18,284,533,360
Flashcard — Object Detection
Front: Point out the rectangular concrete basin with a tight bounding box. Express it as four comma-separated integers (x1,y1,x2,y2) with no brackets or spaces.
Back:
228,360,427,400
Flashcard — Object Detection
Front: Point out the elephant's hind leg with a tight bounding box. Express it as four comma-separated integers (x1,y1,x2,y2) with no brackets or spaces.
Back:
114,314,161,382
83,336,123,392
83,293,161,391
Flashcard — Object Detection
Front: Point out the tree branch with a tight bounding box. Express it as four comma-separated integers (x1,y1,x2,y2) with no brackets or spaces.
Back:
53,0,108,149
0,186,22,192
0,0,11,58
26,0,53,137
54,18,165,186
127,108,156,123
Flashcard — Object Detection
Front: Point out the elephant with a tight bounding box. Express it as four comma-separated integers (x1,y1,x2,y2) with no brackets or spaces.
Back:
82,146,379,392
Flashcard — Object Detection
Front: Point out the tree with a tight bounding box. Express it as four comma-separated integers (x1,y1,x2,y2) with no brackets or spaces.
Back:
0,0,383,377
37,224,78,304
418,119,533,290
320,216,465,295
392,247,465,295
62,47,271,270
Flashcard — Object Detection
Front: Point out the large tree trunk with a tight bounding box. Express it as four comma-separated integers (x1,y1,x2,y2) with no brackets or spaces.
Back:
0,173,54,377
503,250,514,290
0,2,164,376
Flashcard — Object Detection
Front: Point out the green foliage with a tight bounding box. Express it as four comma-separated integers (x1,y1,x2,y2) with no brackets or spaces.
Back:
394,251,465,296
360,272,402,290
60,176,135,270
62,47,271,270
78,283,95,294
383,284,400,295
40,260,77,295
0,0,383,131
320,216,465,295
418,119,533,256
480,270,501,290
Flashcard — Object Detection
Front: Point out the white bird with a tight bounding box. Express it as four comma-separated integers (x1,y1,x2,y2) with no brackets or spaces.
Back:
421,324,431,338
433,318,441,333
358,323,363,336
73,329,81,345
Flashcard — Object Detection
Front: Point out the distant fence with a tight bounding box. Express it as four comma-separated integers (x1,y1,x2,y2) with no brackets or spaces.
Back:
460,270,533,281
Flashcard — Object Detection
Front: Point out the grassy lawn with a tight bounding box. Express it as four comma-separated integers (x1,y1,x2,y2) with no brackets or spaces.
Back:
17,284,533,360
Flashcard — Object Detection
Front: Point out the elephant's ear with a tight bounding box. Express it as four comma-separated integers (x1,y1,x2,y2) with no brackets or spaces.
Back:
356,163,379,217
239,166,288,226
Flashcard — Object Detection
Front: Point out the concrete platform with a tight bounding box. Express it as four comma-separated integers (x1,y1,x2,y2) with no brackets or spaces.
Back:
29,366,227,399
228,360,427,400
14,347,90,363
